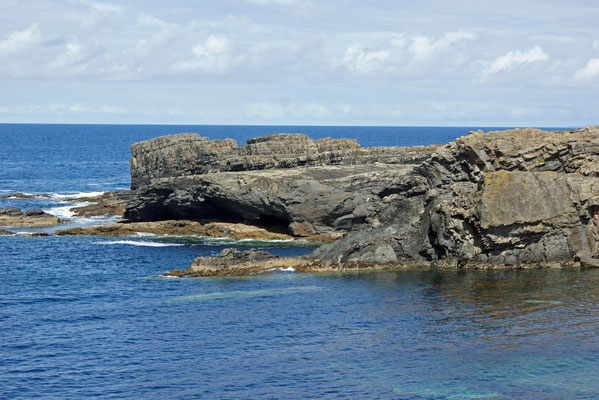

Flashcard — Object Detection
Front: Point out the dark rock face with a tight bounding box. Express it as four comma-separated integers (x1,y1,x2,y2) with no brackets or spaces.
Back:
313,126,599,267
126,126,599,268
129,132,436,189
126,133,438,235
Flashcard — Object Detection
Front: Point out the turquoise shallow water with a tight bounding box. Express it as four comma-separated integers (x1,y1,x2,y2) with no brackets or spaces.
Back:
2,123,596,399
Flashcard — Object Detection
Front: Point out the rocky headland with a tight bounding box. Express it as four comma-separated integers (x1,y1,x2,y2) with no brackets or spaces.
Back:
7,127,599,273
122,127,599,275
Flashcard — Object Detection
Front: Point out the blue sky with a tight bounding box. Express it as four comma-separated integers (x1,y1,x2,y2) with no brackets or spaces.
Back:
0,0,598,126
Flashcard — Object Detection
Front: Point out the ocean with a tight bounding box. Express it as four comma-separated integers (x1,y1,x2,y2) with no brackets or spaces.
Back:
2,124,599,399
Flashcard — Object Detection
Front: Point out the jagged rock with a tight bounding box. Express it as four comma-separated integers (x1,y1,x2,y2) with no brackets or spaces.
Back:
313,126,599,268
127,126,599,273
0,208,71,227
67,190,135,218
129,132,435,190
0,228,13,235
126,133,438,236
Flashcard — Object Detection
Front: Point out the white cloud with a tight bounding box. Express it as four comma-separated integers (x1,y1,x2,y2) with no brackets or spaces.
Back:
335,31,476,78
486,46,548,75
0,103,127,116
0,24,41,53
171,35,233,73
409,30,475,58
341,45,391,75
89,2,124,13
575,58,599,80
68,0,124,13
244,101,337,120
192,35,229,57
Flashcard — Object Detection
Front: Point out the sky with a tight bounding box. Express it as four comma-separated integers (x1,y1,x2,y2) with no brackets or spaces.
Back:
0,0,598,126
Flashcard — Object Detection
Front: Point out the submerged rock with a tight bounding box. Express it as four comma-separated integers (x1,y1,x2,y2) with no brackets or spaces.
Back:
164,248,300,277
0,193,42,199
0,208,71,227
165,248,412,277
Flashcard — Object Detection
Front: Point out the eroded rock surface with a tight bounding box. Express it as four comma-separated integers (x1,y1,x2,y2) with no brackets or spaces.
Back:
126,133,438,236
313,126,599,268
127,126,599,273
67,190,135,218
0,208,71,227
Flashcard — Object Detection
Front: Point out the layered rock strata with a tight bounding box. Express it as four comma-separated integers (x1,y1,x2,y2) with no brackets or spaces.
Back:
312,127,599,268
126,133,438,236
55,220,337,242
0,208,71,227
130,126,599,273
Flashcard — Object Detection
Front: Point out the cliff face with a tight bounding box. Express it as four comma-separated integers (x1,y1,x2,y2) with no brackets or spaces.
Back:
129,133,433,190
126,133,438,236
127,127,599,268
313,127,599,267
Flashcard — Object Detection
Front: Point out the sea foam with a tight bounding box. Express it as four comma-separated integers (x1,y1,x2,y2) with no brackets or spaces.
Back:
49,191,105,200
92,240,184,247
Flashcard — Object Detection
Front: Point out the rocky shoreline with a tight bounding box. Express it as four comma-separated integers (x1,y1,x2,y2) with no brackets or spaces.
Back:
130,127,599,274
0,208,71,227
3,126,599,274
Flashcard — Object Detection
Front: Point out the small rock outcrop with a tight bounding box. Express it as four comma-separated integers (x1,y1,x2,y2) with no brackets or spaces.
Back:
55,219,335,242
175,248,284,276
67,190,135,218
0,208,71,227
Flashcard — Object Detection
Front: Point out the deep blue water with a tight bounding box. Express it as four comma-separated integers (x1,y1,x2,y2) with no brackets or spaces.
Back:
3,124,598,399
